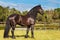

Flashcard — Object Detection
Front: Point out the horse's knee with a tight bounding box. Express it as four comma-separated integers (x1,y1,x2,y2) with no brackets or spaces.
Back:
12,28,15,30
31,26,34,31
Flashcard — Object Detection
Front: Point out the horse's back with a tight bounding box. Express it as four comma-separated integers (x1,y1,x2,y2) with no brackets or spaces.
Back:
7,14,21,24
8,14,20,18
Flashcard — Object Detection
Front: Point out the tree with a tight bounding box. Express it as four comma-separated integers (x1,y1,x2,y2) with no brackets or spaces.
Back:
0,6,21,22
0,6,4,22
54,8,60,19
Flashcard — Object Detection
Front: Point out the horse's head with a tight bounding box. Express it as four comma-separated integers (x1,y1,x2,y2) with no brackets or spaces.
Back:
35,5,44,15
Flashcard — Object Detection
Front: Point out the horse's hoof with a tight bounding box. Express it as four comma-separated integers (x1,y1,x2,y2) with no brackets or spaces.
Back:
12,36,16,39
4,36,9,38
25,35,29,38
31,36,34,38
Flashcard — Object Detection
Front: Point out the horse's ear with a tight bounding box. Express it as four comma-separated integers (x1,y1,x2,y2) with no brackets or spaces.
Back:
40,5,41,6
37,4,41,6
36,4,41,8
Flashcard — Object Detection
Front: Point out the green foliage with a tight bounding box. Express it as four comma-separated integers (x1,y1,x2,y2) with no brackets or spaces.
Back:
0,6,21,22
52,8,59,19
21,11,28,15
36,13,42,22
54,8,60,19
55,8,60,12
0,5,59,23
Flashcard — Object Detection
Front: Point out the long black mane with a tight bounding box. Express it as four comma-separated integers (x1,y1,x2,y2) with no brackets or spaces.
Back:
27,5,42,19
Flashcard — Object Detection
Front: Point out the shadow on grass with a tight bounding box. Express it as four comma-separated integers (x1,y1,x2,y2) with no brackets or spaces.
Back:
9,35,30,38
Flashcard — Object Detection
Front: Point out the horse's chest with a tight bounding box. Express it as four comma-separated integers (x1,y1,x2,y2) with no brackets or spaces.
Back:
27,17,34,24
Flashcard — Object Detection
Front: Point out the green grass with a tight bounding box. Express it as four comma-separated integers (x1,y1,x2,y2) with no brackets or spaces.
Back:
0,30,60,40
0,24,5,30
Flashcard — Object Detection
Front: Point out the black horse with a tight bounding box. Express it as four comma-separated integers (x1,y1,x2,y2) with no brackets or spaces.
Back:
3,5,44,39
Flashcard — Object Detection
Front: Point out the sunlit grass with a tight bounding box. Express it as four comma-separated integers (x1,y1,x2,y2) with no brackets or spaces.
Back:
0,30,60,40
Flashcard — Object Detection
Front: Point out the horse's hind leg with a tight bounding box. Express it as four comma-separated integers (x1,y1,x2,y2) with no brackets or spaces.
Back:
11,25,16,39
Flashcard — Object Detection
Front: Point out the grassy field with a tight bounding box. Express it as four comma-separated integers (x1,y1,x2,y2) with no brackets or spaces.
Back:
0,30,60,40
0,23,60,40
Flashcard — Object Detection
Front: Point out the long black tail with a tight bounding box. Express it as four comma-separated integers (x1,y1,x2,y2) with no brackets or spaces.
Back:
3,19,11,38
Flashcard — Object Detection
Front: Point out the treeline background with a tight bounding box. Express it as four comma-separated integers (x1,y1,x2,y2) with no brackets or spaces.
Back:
0,5,60,24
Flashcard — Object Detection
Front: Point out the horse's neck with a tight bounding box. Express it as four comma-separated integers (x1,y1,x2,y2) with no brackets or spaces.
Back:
27,10,37,19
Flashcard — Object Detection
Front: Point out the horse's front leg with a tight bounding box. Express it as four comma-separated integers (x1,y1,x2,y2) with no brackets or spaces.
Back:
31,25,34,38
11,25,16,39
25,26,30,38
